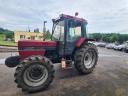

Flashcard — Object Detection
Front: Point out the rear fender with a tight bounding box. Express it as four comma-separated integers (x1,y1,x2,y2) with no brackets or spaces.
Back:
72,37,95,60
76,37,95,48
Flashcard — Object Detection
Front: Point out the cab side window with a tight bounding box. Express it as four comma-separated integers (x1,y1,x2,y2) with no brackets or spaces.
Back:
67,20,82,41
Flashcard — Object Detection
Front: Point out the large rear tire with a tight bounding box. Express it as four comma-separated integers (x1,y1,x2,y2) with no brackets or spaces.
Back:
14,55,54,92
74,43,98,74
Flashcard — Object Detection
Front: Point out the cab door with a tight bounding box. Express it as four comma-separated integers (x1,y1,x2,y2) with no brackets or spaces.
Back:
64,19,82,56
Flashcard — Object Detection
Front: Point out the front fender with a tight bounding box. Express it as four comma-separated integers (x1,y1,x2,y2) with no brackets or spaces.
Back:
5,56,20,68
19,50,45,60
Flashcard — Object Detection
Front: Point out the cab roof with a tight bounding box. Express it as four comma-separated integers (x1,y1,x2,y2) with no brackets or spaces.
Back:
53,14,88,24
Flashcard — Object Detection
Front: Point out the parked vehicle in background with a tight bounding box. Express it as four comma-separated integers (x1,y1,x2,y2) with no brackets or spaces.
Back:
93,42,106,47
114,44,125,51
98,42,106,47
123,41,128,53
105,43,116,49
93,42,100,46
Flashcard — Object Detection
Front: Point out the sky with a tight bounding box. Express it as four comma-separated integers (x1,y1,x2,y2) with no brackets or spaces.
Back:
0,0,128,34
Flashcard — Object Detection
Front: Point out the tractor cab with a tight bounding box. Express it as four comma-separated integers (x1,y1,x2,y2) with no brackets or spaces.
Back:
52,14,88,41
51,14,88,57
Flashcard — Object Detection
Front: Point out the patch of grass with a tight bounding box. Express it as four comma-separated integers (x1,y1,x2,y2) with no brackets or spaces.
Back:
0,34,5,41
0,33,16,46
0,40,17,46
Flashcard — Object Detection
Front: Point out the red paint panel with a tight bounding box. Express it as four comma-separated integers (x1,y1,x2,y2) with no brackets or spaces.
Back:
19,50,45,60
18,40,56,47
76,37,85,47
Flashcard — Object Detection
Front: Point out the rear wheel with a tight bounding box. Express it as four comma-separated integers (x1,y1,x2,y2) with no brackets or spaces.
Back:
14,56,54,92
74,43,98,74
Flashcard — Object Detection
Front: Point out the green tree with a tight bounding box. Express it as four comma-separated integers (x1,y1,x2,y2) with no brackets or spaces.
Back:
44,30,51,40
0,27,14,40
88,33,128,43
109,33,119,43
89,33,102,41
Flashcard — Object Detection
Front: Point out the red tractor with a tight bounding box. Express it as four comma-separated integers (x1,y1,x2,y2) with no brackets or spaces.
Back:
5,14,98,92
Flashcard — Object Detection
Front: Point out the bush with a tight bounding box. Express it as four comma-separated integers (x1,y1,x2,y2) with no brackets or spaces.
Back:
88,33,128,43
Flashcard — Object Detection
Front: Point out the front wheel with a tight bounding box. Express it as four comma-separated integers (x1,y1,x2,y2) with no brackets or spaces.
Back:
74,43,98,74
14,56,54,92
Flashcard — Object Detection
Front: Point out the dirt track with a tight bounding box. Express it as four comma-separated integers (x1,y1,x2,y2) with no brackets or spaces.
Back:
0,47,128,96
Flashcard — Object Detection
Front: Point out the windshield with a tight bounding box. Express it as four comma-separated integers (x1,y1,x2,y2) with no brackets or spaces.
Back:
52,20,64,41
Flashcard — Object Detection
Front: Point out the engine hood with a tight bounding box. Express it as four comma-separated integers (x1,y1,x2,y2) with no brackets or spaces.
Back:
18,40,57,47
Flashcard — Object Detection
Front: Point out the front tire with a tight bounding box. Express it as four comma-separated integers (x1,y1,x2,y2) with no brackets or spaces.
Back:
74,43,98,74
14,56,54,92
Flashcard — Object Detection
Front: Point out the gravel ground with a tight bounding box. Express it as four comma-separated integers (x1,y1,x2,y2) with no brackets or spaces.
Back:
0,47,128,96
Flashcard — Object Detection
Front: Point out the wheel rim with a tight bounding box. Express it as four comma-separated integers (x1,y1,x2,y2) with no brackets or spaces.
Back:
84,50,96,69
23,64,48,87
